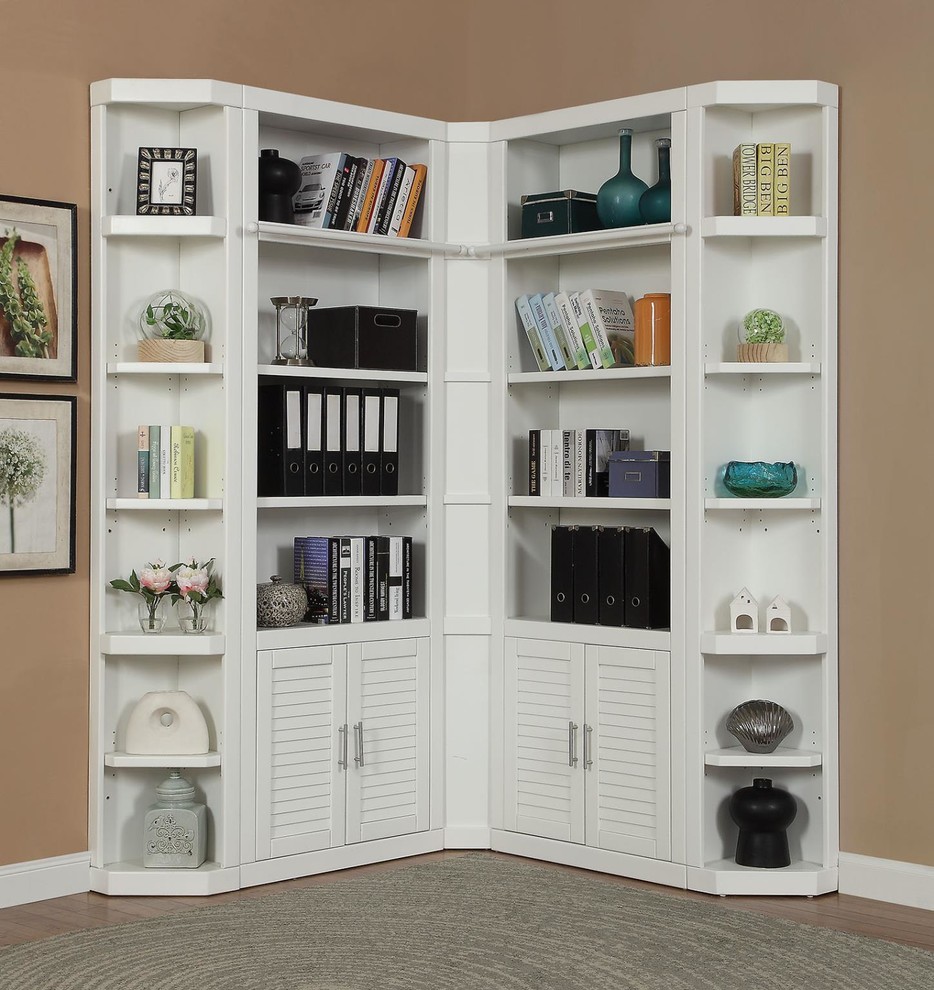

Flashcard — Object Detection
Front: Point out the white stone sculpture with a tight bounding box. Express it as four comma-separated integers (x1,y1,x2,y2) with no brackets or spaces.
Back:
125,690,210,754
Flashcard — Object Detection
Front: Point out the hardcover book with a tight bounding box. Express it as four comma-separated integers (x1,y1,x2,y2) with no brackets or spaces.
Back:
529,292,565,370
570,291,600,369
294,152,345,228
356,159,385,233
542,292,576,370
137,425,149,498
396,163,427,238
774,142,791,216
756,143,775,216
732,143,757,216
388,165,416,236
554,291,589,369
578,288,636,368
515,295,550,372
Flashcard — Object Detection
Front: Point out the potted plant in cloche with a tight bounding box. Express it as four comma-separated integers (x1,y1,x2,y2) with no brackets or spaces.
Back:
137,289,208,363
737,308,788,363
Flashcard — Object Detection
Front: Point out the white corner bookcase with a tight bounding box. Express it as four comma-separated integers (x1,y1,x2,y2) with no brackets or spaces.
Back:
90,78,837,899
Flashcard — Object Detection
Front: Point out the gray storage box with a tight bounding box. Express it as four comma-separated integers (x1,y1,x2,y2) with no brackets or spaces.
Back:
609,450,671,498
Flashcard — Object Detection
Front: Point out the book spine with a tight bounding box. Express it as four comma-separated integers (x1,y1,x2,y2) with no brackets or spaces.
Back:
580,291,616,369
396,163,427,238
376,159,407,235
293,154,340,228
346,157,372,230
180,426,195,498
329,537,341,623
376,536,390,621
530,293,564,370
570,292,601,369
331,156,359,230
562,429,575,497
732,143,758,216
367,158,397,234
529,429,540,496
148,425,160,499
169,425,182,499
388,536,403,620
774,142,791,216
388,165,416,236
574,428,586,498
350,537,365,622
554,291,589,369
550,430,563,497
515,295,550,371
159,422,171,496
364,535,378,621
137,425,149,498
356,159,384,232
339,537,352,622
323,153,349,229
539,429,552,494
402,536,413,619
543,292,576,370
756,143,775,216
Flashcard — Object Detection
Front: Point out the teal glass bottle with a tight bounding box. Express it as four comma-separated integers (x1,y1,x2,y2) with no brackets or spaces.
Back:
640,138,672,224
596,128,648,228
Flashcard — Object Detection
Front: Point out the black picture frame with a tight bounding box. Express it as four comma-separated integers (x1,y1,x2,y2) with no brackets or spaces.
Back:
136,147,197,216
0,392,77,576
0,194,78,382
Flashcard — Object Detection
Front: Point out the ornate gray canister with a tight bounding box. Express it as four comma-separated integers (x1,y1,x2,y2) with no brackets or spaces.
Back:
257,575,308,627
143,770,207,869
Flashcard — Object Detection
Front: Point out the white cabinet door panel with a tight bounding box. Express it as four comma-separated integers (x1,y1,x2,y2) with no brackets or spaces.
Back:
504,638,585,844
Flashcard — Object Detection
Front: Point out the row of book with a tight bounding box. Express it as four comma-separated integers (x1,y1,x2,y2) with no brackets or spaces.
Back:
136,425,194,499
530,429,629,499
516,289,635,372
293,154,427,237
293,535,413,624
551,525,669,630
732,142,791,216
258,382,400,498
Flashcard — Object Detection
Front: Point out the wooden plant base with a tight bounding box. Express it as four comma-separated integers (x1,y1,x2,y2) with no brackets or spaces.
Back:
736,342,788,363
138,339,205,363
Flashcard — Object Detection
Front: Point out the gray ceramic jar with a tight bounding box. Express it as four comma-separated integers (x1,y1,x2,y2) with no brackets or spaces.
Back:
256,575,307,627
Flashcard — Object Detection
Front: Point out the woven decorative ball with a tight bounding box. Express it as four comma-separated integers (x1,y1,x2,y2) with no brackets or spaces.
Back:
256,576,307,627
726,699,794,754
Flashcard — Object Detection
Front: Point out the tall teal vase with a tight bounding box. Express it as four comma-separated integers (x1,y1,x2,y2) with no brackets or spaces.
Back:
596,128,648,228
640,138,672,224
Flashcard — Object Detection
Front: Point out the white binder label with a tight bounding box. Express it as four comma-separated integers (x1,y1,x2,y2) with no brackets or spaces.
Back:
286,390,301,449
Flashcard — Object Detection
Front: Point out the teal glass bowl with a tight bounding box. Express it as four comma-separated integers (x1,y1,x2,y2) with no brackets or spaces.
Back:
723,461,797,498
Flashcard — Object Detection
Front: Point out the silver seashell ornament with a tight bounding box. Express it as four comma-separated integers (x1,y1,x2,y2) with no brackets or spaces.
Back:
726,699,794,754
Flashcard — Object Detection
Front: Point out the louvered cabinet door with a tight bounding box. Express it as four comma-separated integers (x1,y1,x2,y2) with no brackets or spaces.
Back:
584,646,670,860
256,646,347,860
504,638,585,843
344,638,429,844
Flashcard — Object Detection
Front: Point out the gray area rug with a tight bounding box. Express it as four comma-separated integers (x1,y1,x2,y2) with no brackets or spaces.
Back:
2,853,933,989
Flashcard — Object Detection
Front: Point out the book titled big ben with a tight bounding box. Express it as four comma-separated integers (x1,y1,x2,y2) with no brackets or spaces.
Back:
774,142,792,216
732,143,757,216
756,143,775,216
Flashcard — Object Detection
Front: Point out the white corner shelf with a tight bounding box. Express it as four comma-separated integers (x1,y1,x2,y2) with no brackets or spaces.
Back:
104,751,222,768
704,497,820,511
100,632,226,656
508,366,671,385
505,618,670,651
254,220,442,257
701,216,827,238
704,747,822,768
102,215,227,238
256,364,428,385
496,223,676,259
257,495,427,509
704,362,821,376
107,362,224,376
687,860,838,897
256,617,430,651
509,496,671,511
90,861,240,897
700,632,828,655
106,498,224,511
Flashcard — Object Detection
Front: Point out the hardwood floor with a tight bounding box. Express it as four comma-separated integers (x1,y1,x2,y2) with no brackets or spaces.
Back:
2,851,933,953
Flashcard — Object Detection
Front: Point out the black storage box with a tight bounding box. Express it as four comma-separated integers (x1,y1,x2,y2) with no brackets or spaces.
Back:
307,305,420,372
520,189,600,239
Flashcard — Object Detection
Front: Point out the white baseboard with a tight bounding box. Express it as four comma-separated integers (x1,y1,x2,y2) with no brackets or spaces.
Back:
443,827,492,849
839,852,934,911
0,852,90,909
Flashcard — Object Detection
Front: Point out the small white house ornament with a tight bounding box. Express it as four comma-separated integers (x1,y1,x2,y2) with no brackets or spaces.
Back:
766,595,792,633
730,587,758,633
125,690,210,754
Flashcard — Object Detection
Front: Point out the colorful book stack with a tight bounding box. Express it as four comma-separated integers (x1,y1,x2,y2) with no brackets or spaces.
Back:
732,142,792,216
257,381,400,498
516,289,635,372
550,524,669,629
136,425,195,499
292,153,427,237
528,428,629,498
293,535,414,624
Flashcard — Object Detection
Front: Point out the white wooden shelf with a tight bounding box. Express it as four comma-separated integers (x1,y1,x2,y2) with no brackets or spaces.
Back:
90,861,239,897
104,751,221,768
505,618,669,651
509,496,671,511
107,498,224,511
701,632,828,655
256,617,430,651
704,362,821,376
496,223,676,258
508,366,671,385
257,364,427,385
704,747,822,768
100,632,226,656
701,216,827,238
705,497,820,511
257,495,427,509
102,215,227,238
688,860,837,897
107,362,224,376
254,220,442,257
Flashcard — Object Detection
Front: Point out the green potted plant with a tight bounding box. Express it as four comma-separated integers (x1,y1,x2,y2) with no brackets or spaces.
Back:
137,288,208,363
737,308,788,363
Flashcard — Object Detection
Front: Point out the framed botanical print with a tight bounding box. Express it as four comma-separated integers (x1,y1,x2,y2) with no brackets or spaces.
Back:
0,393,77,575
136,147,197,216
0,195,78,381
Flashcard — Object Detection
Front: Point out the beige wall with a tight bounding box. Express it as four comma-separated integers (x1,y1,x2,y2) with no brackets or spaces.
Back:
0,0,930,868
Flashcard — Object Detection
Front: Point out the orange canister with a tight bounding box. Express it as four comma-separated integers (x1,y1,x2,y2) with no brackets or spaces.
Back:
634,292,671,366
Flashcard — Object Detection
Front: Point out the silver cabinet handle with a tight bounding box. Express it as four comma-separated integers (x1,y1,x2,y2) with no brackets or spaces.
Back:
354,721,365,767
568,721,579,768
338,723,348,770
583,724,593,770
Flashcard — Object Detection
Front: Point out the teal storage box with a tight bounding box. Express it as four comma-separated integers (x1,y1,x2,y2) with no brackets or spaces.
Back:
520,189,600,239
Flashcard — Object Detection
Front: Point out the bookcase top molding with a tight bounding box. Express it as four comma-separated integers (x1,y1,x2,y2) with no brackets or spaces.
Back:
686,79,838,111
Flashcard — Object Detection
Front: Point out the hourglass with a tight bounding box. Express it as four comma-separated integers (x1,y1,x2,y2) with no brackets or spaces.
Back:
270,296,318,366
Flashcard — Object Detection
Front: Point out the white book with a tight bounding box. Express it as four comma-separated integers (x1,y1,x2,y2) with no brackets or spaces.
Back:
367,159,397,234
515,295,550,371
578,288,636,369
159,422,171,496
350,537,365,623
562,430,576,497
293,153,344,229
550,431,563,497
388,165,416,236
542,292,576,370
554,291,589,370
574,429,586,497
539,429,552,494
388,536,404,620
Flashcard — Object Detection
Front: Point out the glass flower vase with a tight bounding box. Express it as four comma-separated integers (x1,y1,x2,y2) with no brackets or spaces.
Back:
177,598,210,634
639,138,672,224
596,128,648,229
138,599,166,634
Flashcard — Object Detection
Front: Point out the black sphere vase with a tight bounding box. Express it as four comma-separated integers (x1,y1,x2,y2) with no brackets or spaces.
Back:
258,149,301,223
729,777,797,868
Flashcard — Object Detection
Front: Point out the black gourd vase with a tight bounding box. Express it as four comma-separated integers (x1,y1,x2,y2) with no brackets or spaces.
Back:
729,777,797,868
258,149,301,224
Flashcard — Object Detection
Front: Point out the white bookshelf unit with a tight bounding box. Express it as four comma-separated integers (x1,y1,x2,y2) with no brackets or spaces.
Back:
90,78,837,899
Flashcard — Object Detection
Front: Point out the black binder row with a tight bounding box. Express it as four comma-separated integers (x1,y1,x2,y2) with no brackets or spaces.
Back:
258,381,400,497
551,525,670,629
